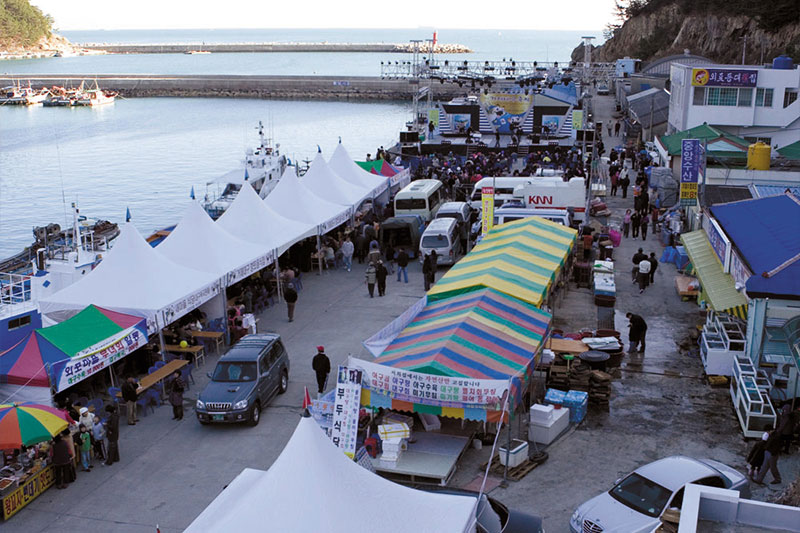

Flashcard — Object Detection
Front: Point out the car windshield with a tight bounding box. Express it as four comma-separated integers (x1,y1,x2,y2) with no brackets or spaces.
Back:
396,198,427,210
421,234,448,248
212,362,257,382
609,473,672,518
475,495,506,533
437,212,461,221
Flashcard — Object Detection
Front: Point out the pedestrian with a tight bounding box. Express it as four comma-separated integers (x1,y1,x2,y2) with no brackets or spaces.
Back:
312,346,331,394
430,249,438,274
384,244,395,274
284,284,298,323
620,170,630,199
121,376,139,426
169,370,185,420
746,432,769,478
367,243,381,265
78,423,92,472
606,123,612,136
631,248,647,282
631,211,641,238
365,261,377,297
91,416,106,462
610,169,618,196
622,209,632,238
626,312,648,353
648,252,659,285
396,248,409,283
640,215,648,241
375,260,388,296
52,434,72,489
422,254,433,291
637,256,651,293
777,404,795,453
104,405,120,465
753,430,783,485
614,120,621,136
341,236,354,272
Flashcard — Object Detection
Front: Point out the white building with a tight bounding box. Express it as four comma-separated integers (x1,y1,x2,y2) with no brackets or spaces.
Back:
668,57,800,149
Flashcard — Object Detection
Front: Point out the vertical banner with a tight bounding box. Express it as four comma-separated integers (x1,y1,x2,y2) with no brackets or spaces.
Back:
571,110,583,130
427,108,439,136
481,186,495,234
680,139,701,207
329,366,363,459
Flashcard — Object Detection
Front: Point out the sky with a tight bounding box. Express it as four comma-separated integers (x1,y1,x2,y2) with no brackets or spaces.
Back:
32,0,615,31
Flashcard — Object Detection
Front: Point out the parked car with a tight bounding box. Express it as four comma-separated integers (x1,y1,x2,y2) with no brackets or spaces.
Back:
569,456,749,533
597,83,610,95
427,488,544,533
196,333,290,426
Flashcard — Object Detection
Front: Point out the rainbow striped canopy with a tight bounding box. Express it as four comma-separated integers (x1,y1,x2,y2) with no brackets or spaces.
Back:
0,402,73,449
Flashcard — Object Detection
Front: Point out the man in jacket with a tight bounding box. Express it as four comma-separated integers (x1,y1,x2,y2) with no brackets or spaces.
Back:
753,430,783,485
120,376,139,425
104,404,120,465
284,285,298,323
312,346,331,394
631,248,647,282
341,236,354,272
375,260,388,297
396,248,409,283
626,312,648,353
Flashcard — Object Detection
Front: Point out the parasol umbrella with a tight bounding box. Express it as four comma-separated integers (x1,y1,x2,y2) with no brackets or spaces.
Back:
0,402,73,450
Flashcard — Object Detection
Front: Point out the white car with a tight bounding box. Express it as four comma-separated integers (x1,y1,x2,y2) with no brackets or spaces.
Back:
569,456,749,533
597,83,610,95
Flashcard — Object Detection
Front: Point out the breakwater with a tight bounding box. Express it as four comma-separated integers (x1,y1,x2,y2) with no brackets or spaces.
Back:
79,42,472,54
0,74,466,101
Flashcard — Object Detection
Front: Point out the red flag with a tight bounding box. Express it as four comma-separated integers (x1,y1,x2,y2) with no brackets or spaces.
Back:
433,32,437,47
302,386,312,410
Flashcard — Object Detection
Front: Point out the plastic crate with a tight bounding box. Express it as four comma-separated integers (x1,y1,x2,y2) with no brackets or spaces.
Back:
563,390,588,423
544,388,567,405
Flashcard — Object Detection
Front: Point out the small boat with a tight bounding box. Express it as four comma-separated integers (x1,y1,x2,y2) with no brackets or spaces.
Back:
185,50,211,55
44,85,80,107
74,85,117,106
0,84,49,106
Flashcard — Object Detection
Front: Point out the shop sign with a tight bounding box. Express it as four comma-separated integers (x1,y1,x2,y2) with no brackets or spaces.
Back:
481,186,495,234
51,324,147,393
330,366,362,459
2,465,54,520
704,217,731,271
729,248,752,289
319,208,352,234
691,68,758,88
680,139,701,207
352,358,509,409
224,252,275,286
160,283,219,331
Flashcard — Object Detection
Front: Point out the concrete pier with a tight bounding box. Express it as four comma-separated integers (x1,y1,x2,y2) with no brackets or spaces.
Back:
79,43,472,54
0,74,467,101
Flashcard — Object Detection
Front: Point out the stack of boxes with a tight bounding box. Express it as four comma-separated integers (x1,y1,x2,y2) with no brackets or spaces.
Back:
528,403,570,445
377,423,410,463
589,370,612,406
592,259,616,308
562,390,588,423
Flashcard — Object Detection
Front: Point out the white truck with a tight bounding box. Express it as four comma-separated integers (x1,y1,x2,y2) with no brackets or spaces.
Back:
512,177,587,224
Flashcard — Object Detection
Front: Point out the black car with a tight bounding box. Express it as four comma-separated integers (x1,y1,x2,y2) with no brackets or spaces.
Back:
427,488,545,533
196,333,289,426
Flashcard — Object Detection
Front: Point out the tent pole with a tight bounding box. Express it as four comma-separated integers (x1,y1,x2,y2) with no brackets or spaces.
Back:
274,253,282,303
316,230,323,275
220,285,230,346
504,416,511,482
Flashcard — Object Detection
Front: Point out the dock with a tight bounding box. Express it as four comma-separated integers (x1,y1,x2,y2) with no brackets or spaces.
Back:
78,43,472,54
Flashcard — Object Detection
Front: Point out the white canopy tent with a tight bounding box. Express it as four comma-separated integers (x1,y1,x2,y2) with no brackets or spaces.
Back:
264,166,351,232
157,202,274,286
185,415,477,533
38,224,220,332
302,153,372,207
216,181,317,254
328,143,390,197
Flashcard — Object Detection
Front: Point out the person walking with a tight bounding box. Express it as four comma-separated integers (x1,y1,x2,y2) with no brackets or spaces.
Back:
422,254,433,291
648,252,659,285
753,430,783,485
375,260,388,296
631,248,647,282
746,432,769,478
104,404,120,466
384,244,395,274
640,215,649,241
637,256,651,293
777,404,795,453
121,376,139,426
626,312,648,353
619,168,630,199
614,120,621,136
284,285,298,323
365,262,377,297
396,248,409,283
610,169,619,196
169,370,185,420
52,434,73,489
631,211,641,238
622,209,632,238
312,346,331,394
78,424,92,472
91,416,106,463
341,236,354,272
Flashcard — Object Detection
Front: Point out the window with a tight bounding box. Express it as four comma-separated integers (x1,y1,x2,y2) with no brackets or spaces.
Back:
695,87,752,106
784,89,798,108
744,136,772,145
395,198,427,210
608,473,672,518
737,88,753,107
7,315,31,331
212,362,257,382
693,87,705,105
756,88,774,107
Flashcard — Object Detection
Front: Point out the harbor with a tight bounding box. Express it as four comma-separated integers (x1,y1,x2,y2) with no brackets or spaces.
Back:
77,42,473,54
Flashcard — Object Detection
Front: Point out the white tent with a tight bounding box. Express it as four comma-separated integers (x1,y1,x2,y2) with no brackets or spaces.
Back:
216,180,317,254
39,224,220,331
265,166,351,232
302,153,372,207
328,143,390,197
185,415,477,533
157,202,274,286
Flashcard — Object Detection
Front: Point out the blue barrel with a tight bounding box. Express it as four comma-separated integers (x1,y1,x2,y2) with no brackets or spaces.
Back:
773,55,794,70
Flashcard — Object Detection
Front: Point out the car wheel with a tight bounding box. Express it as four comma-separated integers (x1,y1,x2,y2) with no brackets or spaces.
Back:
249,402,261,426
279,370,288,394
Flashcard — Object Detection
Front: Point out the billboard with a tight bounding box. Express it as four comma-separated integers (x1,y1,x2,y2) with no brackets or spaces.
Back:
542,115,562,134
691,68,758,88
680,139,701,206
481,186,494,234
480,91,532,133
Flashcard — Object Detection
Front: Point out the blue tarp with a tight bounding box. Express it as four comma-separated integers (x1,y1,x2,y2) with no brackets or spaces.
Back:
710,195,800,300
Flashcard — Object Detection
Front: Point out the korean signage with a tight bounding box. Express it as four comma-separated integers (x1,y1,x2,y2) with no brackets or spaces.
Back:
319,207,353,234
691,68,758,88
51,323,147,392
330,366,362,459
680,139,701,207
224,252,275,286
704,217,731,271
571,110,583,131
2,465,54,520
389,167,411,189
352,358,509,410
481,186,495,234
729,248,752,289
159,282,219,332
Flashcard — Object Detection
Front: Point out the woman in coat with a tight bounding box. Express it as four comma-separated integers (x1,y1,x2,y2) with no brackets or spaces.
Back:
169,370,186,420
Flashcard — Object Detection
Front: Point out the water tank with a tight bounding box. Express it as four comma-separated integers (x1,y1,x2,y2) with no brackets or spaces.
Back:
772,55,794,70
747,142,771,170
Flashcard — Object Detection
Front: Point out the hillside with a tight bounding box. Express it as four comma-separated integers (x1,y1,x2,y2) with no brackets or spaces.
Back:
0,0,54,51
574,0,800,65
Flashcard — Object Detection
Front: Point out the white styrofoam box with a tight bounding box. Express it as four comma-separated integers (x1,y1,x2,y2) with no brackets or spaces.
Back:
529,406,570,445
540,349,555,366
530,404,555,424
381,438,408,452
378,423,410,440
419,412,441,432
498,439,529,468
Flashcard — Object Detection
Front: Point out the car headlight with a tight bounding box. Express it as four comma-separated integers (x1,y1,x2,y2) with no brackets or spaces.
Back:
570,510,581,529
234,399,248,410
196,399,205,410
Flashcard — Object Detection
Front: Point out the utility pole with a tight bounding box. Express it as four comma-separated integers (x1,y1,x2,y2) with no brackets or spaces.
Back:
742,34,747,65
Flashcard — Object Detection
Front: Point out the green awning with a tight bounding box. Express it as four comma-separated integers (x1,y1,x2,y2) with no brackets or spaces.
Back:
680,230,747,318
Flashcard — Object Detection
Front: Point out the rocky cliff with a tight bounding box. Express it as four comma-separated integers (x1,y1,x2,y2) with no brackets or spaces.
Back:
573,4,800,66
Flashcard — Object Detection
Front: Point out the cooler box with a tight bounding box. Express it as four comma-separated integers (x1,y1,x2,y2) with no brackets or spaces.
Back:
498,439,529,468
529,405,570,445
544,388,566,406
530,403,555,425
378,423,410,440
563,390,588,423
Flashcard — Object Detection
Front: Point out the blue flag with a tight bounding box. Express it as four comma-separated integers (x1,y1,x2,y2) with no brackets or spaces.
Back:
244,167,249,181
317,145,322,153
190,186,196,200
125,207,131,222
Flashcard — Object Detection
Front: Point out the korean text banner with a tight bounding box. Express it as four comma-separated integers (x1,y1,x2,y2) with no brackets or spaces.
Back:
680,139,701,206
329,366,362,459
351,358,509,410
691,68,758,87
481,187,495,234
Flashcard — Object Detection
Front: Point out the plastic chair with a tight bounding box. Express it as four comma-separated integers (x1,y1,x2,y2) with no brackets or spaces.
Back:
146,388,161,408
107,387,126,416
154,361,165,370
136,394,153,417
148,366,158,375
87,398,104,415
76,396,89,408
164,352,177,363
181,363,195,389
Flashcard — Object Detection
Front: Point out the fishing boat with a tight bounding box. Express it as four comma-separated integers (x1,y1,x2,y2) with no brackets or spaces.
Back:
185,50,211,54
0,84,49,105
43,85,81,107
202,121,287,219
74,86,117,106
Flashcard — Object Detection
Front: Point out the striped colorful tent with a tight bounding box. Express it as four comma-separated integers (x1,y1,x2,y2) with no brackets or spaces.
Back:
356,159,401,177
427,217,576,306
362,288,551,421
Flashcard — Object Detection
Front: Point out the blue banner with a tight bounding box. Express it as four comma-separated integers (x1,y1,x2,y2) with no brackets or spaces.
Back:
680,139,701,206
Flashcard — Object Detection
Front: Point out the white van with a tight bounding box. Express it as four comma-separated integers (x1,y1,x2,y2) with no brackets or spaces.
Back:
493,207,573,227
419,217,461,266
469,177,538,209
512,177,587,223
435,201,473,247
394,179,444,222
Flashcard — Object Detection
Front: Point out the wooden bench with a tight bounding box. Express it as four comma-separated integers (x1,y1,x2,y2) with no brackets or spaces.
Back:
675,275,699,301
165,343,206,368
188,330,224,356
117,359,189,397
